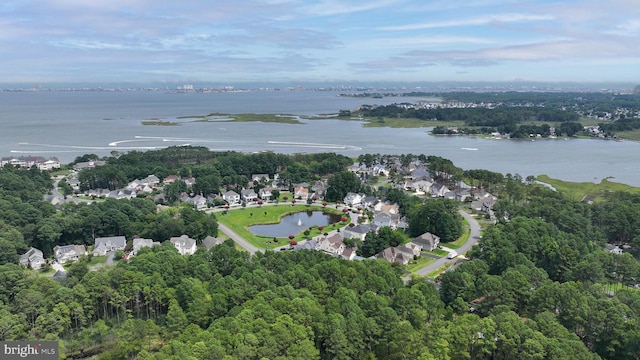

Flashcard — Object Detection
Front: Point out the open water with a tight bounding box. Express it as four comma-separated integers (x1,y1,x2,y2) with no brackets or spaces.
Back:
1,90,639,185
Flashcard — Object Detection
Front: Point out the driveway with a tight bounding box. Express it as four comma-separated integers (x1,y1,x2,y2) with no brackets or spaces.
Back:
410,210,481,278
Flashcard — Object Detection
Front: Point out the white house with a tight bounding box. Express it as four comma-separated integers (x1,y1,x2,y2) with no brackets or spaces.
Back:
343,192,364,207
170,235,197,255
223,190,241,205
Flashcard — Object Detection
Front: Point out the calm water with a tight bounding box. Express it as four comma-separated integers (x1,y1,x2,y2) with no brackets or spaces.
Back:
249,211,342,237
1,90,639,185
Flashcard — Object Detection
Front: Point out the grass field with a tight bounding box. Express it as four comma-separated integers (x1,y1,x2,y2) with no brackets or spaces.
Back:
189,113,305,124
216,204,348,249
536,175,640,202
439,217,470,250
405,256,436,273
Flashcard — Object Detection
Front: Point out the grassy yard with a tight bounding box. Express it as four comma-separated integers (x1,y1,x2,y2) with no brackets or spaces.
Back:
405,256,436,273
440,217,470,250
536,175,640,202
216,204,347,249
428,264,452,278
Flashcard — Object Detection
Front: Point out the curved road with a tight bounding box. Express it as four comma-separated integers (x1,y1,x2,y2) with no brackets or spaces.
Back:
217,222,262,255
412,210,481,278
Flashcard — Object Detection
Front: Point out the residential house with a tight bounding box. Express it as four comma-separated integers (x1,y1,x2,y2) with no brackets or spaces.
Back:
341,248,357,260
181,194,208,209
470,197,497,215
53,244,87,264
294,239,320,251
429,183,450,197
223,190,240,205
342,224,377,241
131,238,159,256
413,232,440,251
93,236,126,256
86,188,111,198
397,242,422,257
251,174,270,184
170,235,197,255
241,189,258,203
455,189,472,202
373,211,401,230
19,247,46,269
72,160,106,171
183,177,196,187
604,244,624,255
371,164,389,176
202,236,225,251
37,159,61,171
361,196,378,210
411,167,430,180
107,189,136,200
374,202,400,214
163,175,180,184
311,181,328,198
318,234,346,256
258,186,274,200
68,178,81,192
294,186,309,200
143,175,160,186
343,192,364,207
376,247,412,265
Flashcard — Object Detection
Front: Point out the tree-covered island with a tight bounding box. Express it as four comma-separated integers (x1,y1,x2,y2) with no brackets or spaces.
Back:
1,147,639,359
338,91,640,140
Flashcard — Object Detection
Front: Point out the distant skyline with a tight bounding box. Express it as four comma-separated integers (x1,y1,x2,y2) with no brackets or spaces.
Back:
2,0,640,86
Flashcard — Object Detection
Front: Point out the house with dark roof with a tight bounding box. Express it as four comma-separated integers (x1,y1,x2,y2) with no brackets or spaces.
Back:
202,236,225,251
412,232,440,251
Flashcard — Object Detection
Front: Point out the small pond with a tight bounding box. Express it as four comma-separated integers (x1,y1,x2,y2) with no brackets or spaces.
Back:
249,211,342,238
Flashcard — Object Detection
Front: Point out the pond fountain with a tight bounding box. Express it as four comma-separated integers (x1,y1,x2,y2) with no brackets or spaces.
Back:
249,211,341,238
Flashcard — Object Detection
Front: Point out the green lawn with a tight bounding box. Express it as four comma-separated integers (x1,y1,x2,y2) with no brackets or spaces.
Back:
88,255,108,266
430,249,449,257
405,256,436,273
216,204,348,249
428,264,451,278
536,175,640,202
440,217,470,250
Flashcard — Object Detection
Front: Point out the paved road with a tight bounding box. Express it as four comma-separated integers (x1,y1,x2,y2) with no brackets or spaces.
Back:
411,210,481,278
217,222,263,255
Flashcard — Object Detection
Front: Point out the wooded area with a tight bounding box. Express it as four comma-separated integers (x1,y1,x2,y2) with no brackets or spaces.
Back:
1,148,639,359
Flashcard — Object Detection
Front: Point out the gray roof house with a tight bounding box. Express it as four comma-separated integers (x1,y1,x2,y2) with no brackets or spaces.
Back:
241,189,259,203
202,236,225,251
223,190,240,205
376,247,412,265
19,247,46,270
342,224,377,241
93,236,127,256
131,238,159,256
170,235,197,255
294,239,320,251
412,232,440,251
53,244,87,264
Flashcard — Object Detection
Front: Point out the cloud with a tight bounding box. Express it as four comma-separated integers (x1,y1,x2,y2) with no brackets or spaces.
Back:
381,13,554,31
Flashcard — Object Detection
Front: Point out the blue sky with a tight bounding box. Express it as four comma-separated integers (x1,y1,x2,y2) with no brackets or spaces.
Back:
2,0,639,85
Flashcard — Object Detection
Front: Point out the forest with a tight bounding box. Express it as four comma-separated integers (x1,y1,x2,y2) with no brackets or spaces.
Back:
1,148,640,359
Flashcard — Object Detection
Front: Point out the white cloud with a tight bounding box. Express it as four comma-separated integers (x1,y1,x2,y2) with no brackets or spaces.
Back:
381,13,554,31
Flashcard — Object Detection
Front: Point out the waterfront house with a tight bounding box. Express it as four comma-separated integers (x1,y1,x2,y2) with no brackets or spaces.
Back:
343,192,364,207
258,186,274,200
342,224,377,241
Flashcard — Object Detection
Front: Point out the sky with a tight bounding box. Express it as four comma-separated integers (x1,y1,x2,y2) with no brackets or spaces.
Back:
1,0,640,86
